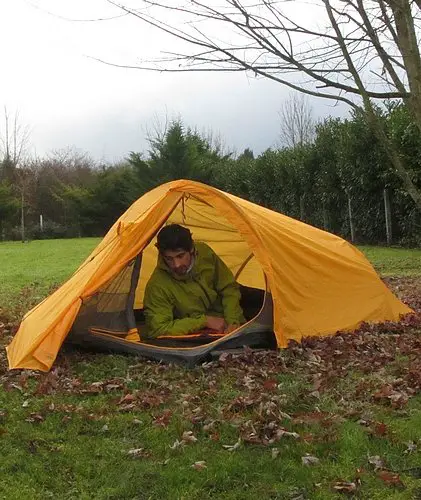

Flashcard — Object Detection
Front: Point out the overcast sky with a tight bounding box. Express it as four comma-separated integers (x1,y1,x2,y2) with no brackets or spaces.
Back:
0,0,348,163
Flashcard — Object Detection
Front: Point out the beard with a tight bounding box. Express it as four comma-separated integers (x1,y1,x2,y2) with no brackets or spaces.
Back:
173,266,188,276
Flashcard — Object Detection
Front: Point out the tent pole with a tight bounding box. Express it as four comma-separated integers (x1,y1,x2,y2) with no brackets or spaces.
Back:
126,253,143,330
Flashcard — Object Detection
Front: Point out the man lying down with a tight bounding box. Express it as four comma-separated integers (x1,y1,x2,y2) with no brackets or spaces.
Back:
143,224,245,338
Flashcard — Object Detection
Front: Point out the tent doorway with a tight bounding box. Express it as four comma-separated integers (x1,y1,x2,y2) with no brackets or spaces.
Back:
67,194,276,364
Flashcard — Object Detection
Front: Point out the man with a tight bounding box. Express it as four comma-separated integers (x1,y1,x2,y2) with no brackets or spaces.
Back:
143,224,245,338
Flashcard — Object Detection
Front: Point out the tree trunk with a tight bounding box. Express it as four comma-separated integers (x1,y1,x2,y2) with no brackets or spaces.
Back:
390,0,421,135
322,204,329,231
299,194,305,221
383,188,392,245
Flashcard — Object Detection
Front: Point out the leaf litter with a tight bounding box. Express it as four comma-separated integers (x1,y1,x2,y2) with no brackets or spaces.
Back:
1,277,421,495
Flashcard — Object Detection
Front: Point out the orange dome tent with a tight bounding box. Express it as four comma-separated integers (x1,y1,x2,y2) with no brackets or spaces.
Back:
7,180,412,371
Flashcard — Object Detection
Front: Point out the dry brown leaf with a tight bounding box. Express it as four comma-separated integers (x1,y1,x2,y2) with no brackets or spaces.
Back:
377,470,404,487
263,379,278,391
373,422,388,436
25,413,44,423
118,393,136,405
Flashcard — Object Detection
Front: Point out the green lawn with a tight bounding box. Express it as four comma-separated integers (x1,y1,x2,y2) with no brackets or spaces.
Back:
0,239,421,499
359,246,421,276
0,238,99,317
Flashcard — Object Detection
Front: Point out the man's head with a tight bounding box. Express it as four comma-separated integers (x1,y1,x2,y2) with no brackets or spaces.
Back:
156,224,194,276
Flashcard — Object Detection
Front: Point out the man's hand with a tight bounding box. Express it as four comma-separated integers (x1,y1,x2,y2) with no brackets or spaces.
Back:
205,316,226,333
224,324,240,334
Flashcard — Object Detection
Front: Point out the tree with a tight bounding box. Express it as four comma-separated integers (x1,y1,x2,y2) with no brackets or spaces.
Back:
0,108,32,240
279,93,315,148
0,181,19,239
105,0,421,209
129,119,225,188
0,108,30,181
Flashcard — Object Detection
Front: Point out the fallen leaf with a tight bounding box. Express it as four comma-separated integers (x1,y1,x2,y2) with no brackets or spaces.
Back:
302,455,320,466
276,429,300,440
191,461,207,470
169,439,183,450
181,431,197,444
25,413,44,423
101,424,109,432
222,438,241,451
105,383,122,391
373,422,388,436
219,352,230,362
403,441,417,454
203,421,216,432
332,481,357,493
118,393,136,405
152,409,172,427
22,400,30,408
209,432,220,442
127,448,149,458
368,455,385,470
377,470,404,488
263,379,278,391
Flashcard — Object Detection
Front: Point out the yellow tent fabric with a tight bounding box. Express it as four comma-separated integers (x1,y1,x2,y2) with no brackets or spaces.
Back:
7,180,412,371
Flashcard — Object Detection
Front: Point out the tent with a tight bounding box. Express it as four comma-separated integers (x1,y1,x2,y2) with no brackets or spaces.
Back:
7,180,412,371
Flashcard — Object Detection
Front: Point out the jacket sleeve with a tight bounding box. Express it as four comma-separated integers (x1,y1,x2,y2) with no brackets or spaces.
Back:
143,280,207,338
213,252,245,325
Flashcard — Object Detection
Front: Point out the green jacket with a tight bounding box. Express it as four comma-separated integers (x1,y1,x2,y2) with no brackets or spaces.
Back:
143,242,245,337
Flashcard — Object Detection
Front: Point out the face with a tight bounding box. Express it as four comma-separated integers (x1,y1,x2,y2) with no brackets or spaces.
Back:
161,248,193,276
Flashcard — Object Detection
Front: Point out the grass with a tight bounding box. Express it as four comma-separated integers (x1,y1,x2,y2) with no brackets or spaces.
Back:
359,245,421,276
0,239,421,499
0,238,99,315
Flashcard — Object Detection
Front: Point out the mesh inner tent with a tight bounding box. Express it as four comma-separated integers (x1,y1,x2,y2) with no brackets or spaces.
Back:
70,256,141,340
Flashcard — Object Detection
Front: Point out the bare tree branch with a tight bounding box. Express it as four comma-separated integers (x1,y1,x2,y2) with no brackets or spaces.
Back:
100,0,421,209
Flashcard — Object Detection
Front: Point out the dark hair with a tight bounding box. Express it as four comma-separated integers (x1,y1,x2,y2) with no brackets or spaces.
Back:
156,224,193,253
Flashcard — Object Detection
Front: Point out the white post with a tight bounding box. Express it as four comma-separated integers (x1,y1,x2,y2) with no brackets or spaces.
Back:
383,189,392,245
21,189,25,243
40,214,44,232
347,193,355,243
